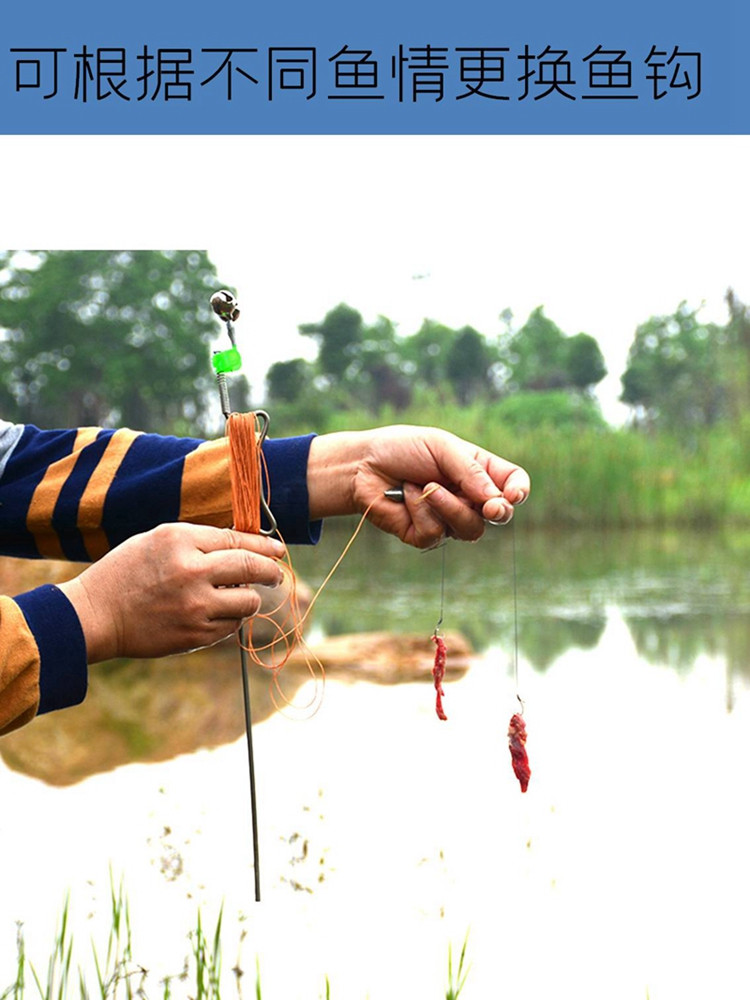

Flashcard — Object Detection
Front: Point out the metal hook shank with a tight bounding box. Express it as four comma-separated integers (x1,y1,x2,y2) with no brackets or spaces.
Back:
253,411,277,536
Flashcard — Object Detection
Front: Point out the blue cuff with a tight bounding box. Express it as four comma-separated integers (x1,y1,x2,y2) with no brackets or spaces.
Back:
262,434,322,545
14,584,88,715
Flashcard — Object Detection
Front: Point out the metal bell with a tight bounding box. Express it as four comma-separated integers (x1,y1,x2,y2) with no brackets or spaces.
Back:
210,289,240,323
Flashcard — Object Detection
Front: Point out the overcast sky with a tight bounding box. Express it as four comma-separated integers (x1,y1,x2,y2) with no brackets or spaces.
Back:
6,134,749,425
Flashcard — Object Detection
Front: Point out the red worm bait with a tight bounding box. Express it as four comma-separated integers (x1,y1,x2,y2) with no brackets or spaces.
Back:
431,634,448,721
508,713,531,792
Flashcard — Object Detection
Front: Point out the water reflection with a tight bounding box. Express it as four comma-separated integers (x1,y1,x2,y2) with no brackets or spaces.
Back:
0,645,290,786
519,612,606,669
3,523,749,784
293,521,750,676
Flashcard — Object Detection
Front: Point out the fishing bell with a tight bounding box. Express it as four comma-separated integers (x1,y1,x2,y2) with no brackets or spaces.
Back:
210,289,240,324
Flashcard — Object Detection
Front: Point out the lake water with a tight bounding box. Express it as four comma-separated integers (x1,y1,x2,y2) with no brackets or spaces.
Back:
2,521,750,999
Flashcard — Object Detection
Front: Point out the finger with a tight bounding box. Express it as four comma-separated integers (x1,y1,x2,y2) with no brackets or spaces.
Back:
207,586,263,622
403,482,447,549
481,453,531,506
421,483,487,541
203,548,284,589
146,522,286,559
481,495,515,525
200,527,286,559
435,440,530,509
182,618,246,651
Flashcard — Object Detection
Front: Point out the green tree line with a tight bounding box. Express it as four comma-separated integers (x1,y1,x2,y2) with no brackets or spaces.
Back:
267,302,609,432
1,250,748,444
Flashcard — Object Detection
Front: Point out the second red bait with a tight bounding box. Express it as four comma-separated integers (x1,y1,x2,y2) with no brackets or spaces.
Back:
508,712,531,792
431,634,447,721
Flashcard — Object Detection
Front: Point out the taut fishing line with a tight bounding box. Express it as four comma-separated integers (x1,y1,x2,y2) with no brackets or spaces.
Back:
507,517,531,793
430,541,448,721
423,503,531,792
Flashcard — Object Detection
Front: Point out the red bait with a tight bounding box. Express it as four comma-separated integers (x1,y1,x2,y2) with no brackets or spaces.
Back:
508,713,531,792
431,634,447,721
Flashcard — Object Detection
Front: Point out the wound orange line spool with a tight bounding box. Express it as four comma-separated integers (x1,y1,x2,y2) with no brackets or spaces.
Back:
226,411,263,535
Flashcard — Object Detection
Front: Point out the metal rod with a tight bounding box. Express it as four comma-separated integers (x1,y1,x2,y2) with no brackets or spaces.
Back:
211,289,263,902
239,624,261,901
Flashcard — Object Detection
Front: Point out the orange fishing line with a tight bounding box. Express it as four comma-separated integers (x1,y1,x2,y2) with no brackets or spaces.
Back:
226,412,378,718
226,411,263,534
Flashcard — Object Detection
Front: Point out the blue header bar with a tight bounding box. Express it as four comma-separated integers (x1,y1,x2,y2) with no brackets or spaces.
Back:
2,0,747,134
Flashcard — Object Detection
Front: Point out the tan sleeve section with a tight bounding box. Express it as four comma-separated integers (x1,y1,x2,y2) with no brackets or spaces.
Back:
0,597,41,736
179,437,234,527
26,427,100,560
77,429,143,561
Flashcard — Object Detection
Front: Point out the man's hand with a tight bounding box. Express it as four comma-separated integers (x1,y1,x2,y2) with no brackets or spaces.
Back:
59,523,285,663
307,426,530,549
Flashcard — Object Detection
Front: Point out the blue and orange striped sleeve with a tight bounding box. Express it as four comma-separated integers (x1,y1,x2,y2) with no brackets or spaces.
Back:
0,421,320,560
1,422,228,561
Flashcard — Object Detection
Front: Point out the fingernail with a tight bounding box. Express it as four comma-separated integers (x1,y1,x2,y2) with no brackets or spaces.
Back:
515,489,527,505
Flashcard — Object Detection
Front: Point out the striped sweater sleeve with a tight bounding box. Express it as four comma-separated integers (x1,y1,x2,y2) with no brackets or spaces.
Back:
0,422,320,560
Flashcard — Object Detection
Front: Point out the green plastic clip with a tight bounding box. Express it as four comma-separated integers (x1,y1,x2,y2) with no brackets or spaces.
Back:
212,347,243,374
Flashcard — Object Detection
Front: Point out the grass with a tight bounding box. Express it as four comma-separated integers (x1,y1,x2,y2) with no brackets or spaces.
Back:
29,896,73,1000
320,402,750,529
189,907,222,1000
1,883,472,1000
445,932,470,1000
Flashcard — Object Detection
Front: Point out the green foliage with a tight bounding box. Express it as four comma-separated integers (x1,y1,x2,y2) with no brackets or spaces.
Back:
445,932,471,1000
190,908,223,1000
1,922,25,1000
490,390,607,430
298,305,412,414
501,305,568,390
29,895,74,1000
499,305,605,394
319,394,750,529
620,302,729,430
351,314,413,412
266,358,315,404
445,326,495,405
400,319,457,388
3,891,468,999
501,424,733,529
723,288,750,421
565,331,607,391
0,256,615,437
280,301,612,431
0,250,223,433
299,303,364,381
